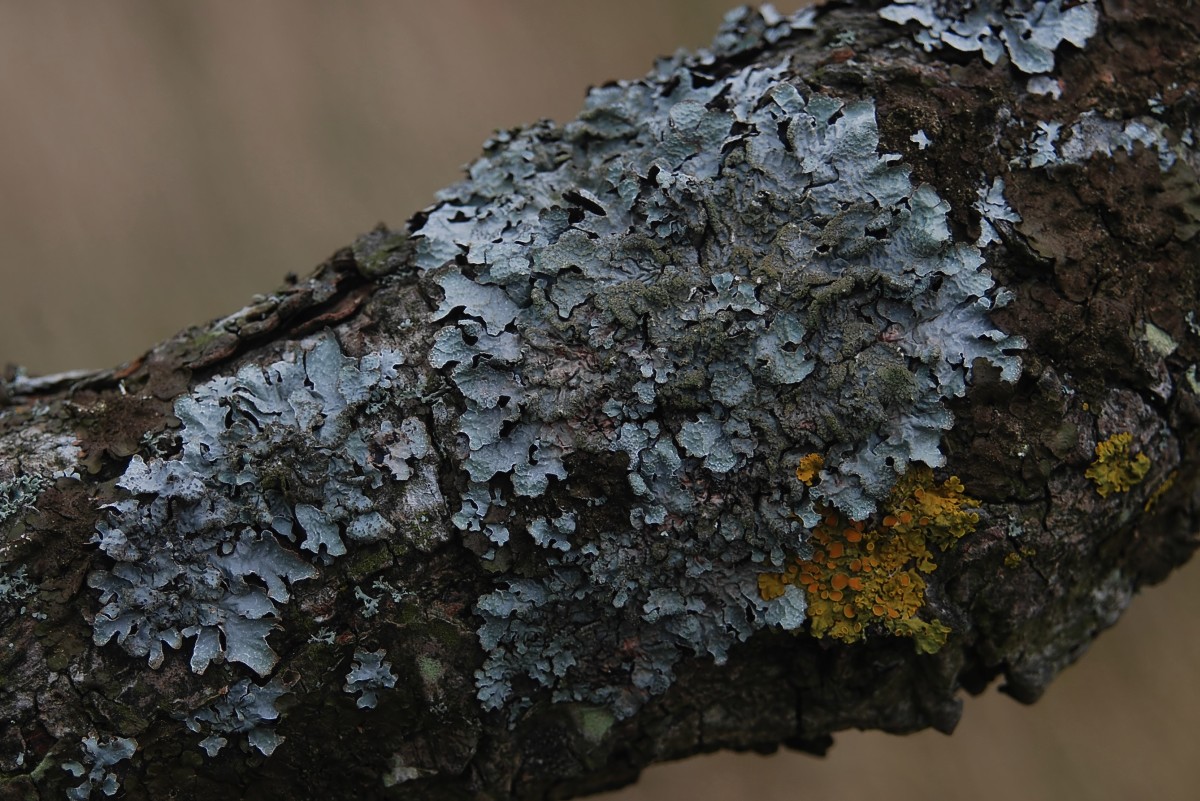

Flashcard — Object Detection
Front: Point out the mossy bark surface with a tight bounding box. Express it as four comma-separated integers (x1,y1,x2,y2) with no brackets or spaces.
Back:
1,2,1198,799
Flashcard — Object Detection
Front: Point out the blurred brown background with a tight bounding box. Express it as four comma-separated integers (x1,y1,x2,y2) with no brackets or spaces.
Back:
0,3,1195,799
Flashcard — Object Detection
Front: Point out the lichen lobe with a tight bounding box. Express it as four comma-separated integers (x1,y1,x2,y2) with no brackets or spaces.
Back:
880,0,1100,75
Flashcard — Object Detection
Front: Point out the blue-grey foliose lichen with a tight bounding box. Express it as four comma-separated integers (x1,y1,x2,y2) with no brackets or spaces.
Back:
344,648,398,709
1020,111,1193,172
185,678,287,757
410,7,1022,717
61,735,136,801
355,579,408,619
880,0,1099,75
975,177,1022,247
89,334,432,677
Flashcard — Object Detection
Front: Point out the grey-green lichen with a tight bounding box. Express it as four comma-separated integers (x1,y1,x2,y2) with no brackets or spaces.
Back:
3,454,74,623
352,225,409,279
409,6,1022,718
0,475,44,618
1143,322,1178,359
89,334,427,678
0,564,37,617
0,473,47,531
880,0,1099,75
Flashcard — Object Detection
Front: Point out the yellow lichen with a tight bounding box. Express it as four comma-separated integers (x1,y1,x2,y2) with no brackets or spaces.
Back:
757,570,792,602
1143,470,1177,512
759,466,979,654
1085,433,1151,497
795,453,824,486
1003,545,1037,569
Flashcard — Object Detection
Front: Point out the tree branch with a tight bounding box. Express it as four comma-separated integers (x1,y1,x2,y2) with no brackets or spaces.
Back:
1,2,1197,799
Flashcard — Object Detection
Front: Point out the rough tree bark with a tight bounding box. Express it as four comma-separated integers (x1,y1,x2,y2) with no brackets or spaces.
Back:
1,1,1197,799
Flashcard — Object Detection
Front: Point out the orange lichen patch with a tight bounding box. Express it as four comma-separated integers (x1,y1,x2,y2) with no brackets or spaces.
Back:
758,466,979,654
795,453,824,486
1085,432,1151,498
